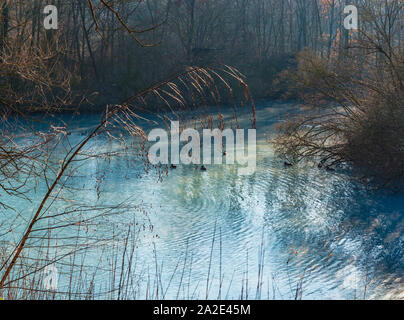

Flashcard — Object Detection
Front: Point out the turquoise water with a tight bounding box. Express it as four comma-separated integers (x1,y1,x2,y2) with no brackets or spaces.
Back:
1,101,403,299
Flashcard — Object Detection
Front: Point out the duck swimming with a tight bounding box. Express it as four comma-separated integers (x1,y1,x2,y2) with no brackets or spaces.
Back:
318,159,326,169
284,161,293,168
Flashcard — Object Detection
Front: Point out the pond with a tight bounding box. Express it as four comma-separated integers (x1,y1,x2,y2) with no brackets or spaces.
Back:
1,100,403,299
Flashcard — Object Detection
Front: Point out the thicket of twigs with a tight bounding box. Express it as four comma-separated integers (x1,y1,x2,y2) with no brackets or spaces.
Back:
275,0,404,189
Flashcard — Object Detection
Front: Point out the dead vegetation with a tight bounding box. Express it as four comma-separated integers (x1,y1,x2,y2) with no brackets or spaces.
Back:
274,0,404,188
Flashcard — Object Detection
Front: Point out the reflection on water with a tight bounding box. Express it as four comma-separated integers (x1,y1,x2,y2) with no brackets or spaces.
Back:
1,101,404,299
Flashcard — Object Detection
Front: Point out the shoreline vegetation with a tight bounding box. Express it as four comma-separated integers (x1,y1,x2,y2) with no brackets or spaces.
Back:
274,2,404,189
0,0,403,300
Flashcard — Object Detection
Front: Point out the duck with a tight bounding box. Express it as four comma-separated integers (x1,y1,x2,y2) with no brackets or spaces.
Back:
170,164,177,169
284,161,293,168
318,159,326,169
201,165,207,171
